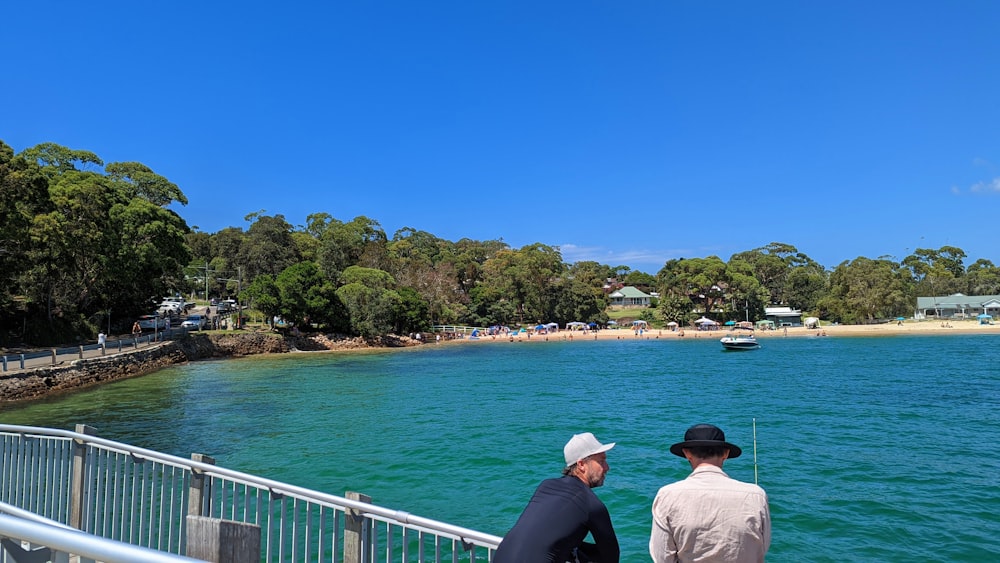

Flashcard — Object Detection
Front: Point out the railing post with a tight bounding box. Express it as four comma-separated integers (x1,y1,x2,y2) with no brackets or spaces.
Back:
186,515,261,563
189,454,216,517
344,491,371,563
70,424,98,530
51,349,57,366
78,345,84,360
19,354,25,370
1,356,6,371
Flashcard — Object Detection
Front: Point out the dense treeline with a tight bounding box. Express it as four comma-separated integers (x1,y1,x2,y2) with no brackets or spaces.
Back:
3,140,999,345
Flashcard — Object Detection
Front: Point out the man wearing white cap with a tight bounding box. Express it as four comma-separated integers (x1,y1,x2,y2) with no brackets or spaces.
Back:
494,432,620,562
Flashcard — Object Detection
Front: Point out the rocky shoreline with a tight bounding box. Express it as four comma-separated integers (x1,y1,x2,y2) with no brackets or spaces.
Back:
0,331,421,403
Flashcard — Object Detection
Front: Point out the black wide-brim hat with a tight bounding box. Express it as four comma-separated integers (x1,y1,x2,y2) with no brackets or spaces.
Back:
669,424,742,458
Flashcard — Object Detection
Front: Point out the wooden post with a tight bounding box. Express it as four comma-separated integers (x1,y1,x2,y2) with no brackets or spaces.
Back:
70,424,98,529
343,491,371,563
185,516,261,563
189,453,216,517
50,349,57,365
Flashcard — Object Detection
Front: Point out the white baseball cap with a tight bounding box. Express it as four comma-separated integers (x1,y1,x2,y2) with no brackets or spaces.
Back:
564,432,616,467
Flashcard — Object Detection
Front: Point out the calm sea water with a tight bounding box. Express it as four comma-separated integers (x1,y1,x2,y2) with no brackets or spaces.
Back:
3,334,999,561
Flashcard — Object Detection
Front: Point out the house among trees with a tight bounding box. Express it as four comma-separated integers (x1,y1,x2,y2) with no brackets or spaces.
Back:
915,293,1000,319
765,306,803,327
608,286,652,308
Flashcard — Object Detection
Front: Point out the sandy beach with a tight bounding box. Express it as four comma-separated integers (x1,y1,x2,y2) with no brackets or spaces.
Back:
446,319,1000,343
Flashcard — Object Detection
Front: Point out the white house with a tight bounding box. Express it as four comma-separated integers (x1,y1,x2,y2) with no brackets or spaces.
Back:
608,286,652,308
915,293,1000,319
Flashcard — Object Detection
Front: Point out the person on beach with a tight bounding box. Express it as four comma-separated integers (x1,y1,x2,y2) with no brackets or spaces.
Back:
131,321,141,337
649,424,770,563
494,432,620,563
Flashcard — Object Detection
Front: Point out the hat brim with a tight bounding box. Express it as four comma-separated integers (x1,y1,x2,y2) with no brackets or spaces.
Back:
669,440,742,459
567,442,616,467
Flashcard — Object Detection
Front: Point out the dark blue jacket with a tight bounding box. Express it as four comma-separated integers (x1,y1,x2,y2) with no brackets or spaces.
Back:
494,475,619,563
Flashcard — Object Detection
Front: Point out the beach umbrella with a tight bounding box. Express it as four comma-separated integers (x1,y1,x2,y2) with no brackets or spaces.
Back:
667,321,678,327
896,317,906,321
535,324,545,331
588,322,598,328
695,317,715,325
724,320,736,326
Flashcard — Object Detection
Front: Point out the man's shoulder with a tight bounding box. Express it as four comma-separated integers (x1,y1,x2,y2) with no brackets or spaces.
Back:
654,468,766,496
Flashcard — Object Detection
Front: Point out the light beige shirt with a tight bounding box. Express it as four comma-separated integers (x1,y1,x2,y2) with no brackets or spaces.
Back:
650,465,770,563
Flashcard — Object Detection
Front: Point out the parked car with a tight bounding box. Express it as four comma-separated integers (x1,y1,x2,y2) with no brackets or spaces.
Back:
137,314,167,330
157,301,182,316
215,301,231,314
181,314,207,331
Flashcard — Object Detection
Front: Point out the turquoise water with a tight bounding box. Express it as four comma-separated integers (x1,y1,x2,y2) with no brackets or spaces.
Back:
3,335,999,561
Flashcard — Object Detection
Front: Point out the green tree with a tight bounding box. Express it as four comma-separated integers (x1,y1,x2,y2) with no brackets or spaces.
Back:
394,286,430,334
902,246,968,296
239,214,301,281
551,278,608,325
21,142,103,176
275,261,339,328
317,216,388,280
242,274,281,327
480,243,565,325
335,266,401,337
0,142,50,338
657,256,728,317
105,161,188,206
827,257,911,323
623,270,657,293
965,259,1000,295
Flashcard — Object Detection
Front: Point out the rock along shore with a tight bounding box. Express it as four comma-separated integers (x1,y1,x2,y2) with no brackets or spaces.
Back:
0,331,419,403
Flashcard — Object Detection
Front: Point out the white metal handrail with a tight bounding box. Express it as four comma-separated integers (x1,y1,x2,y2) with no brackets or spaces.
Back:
0,425,501,562
0,508,201,563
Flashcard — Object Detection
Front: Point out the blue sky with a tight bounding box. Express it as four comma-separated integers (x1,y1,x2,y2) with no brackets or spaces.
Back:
3,1,998,273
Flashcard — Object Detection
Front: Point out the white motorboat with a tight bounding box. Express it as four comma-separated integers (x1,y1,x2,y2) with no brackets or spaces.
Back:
720,328,759,350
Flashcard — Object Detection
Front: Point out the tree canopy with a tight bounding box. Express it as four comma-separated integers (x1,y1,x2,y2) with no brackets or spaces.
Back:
3,137,998,346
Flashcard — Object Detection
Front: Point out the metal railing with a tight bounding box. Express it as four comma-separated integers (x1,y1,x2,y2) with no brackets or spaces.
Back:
0,501,200,563
0,425,501,562
0,330,183,373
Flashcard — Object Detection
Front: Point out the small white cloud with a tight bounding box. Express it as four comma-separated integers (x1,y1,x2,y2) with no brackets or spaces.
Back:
951,185,961,195
972,157,993,168
970,177,1000,193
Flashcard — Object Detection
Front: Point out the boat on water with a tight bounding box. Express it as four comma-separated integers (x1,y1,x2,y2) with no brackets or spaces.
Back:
720,328,760,350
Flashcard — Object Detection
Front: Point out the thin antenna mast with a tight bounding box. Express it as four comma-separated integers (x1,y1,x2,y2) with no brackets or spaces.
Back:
753,418,759,485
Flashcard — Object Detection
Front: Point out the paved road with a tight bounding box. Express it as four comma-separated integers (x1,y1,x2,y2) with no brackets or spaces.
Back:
1,332,174,373
0,306,230,374
0,307,246,373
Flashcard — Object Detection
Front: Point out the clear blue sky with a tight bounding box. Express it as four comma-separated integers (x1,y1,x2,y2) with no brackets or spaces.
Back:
4,1,998,273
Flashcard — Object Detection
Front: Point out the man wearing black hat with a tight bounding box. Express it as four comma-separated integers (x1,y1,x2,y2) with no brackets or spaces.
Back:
649,424,770,563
